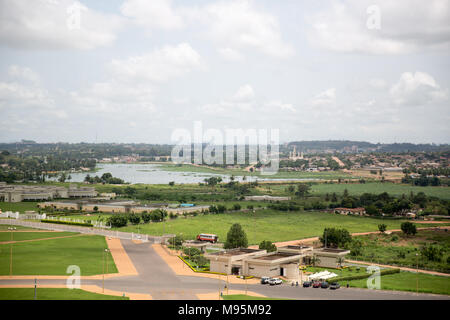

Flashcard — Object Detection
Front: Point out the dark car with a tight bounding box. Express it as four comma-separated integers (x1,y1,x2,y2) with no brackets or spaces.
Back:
312,281,321,288
302,281,312,288
330,282,340,290
261,277,270,284
320,281,330,288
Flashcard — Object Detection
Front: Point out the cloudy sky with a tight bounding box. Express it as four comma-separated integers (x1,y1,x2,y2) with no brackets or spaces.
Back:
0,0,449,144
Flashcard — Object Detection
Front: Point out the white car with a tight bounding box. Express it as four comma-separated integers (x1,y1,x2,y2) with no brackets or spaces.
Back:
268,278,282,286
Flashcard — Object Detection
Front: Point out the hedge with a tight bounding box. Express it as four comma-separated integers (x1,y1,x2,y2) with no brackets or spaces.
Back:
178,255,227,276
328,268,400,282
40,219,93,227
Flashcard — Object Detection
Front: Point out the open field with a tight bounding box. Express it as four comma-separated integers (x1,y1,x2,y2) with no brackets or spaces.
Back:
0,288,129,300
0,231,79,242
309,182,450,200
347,271,450,295
0,234,117,276
108,209,440,245
0,225,39,231
0,201,41,213
350,229,450,273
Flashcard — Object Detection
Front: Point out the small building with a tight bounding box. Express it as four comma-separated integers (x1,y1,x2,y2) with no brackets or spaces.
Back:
312,248,350,268
244,195,291,201
334,207,366,216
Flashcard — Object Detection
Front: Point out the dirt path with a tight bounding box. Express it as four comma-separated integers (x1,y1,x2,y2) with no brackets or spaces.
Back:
105,237,138,276
152,244,260,285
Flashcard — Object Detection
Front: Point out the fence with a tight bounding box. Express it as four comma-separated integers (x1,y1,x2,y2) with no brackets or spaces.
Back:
0,219,162,244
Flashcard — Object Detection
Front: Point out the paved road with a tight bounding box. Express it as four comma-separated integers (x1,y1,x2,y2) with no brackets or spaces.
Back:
1,240,448,300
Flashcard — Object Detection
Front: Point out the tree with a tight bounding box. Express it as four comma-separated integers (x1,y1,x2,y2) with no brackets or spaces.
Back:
319,228,352,248
296,184,310,198
259,240,277,252
378,224,387,233
141,212,151,223
421,244,444,262
310,255,321,267
224,223,248,249
401,222,417,236
128,213,141,225
107,215,128,228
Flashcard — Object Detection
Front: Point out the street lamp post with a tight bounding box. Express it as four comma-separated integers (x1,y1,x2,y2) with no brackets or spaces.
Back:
8,227,16,277
416,253,419,295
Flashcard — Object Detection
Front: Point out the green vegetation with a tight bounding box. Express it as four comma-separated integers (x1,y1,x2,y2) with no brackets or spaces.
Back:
0,288,129,300
310,182,450,200
346,271,450,296
349,229,450,273
0,231,78,242
0,234,117,276
109,209,437,245
0,201,39,213
224,223,248,249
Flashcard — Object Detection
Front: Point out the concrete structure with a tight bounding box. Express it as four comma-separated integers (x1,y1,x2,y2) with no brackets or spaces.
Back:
205,248,303,280
244,195,291,201
312,248,350,268
0,183,97,202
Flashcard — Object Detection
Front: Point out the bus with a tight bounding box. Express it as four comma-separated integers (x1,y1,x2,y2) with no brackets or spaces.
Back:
196,233,218,243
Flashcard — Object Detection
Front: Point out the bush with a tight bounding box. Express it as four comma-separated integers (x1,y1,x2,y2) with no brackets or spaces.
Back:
128,213,141,225
141,212,151,223
391,235,399,242
107,215,128,228
41,219,93,227
421,244,444,262
401,222,417,236
233,204,241,211
183,247,202,257
259,240,277,252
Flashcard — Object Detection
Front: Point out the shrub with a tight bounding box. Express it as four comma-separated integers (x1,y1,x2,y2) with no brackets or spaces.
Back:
128,213,141,225
107,215,128,228
401,222,417,236
183,247,202,257
421,244,444,262
141,212,151,223
259,240,277,252
233,204,241,211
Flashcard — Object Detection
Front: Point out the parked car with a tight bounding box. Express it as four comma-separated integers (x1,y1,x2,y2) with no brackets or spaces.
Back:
312,281,321,288
302,281,312,288
261,277,270,284
268,278,283,286
330,282,340,290
320,281,330,289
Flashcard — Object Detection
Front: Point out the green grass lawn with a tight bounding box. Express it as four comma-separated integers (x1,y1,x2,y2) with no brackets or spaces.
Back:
110,209,430,245
310,182,450,200
0,288,129,300
0,235,117,276
222,294,287,300
346,271,450,295
0,202,39,213
0,225,39,231
0,231,79,242
350,229,450,273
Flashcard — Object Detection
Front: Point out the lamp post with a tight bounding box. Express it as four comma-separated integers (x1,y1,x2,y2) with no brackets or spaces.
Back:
8,227,16,277
416,253,419,295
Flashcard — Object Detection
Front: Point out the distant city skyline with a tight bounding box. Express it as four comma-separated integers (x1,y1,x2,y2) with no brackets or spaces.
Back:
0,0,449,144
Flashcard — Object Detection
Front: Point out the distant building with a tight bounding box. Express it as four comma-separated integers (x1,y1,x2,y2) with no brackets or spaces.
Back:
244,195,291,201
334,207,366,216
0,183,97,203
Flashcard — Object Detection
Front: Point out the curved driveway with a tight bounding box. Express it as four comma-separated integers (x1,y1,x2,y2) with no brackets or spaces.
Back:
1,240,448,300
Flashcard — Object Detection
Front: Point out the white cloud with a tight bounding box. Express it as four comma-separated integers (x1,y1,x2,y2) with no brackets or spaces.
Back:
390,71,448,105
186,0,294,58
264,100,296,113
0,0,123,50
310,88,336,106
108,43,202,83
232,84,255,101
308,0,450,54
120,0,183,30
217,47,244,61
8,65,40,84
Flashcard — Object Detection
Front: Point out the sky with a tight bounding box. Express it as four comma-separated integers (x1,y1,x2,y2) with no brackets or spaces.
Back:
0,0,449,144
